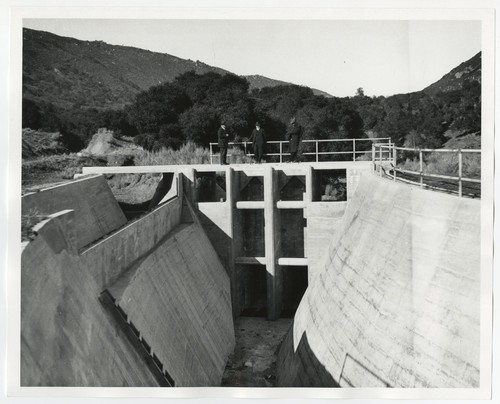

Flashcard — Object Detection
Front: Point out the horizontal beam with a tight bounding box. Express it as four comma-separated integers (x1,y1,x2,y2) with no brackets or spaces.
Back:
276,201,306,209
81,161,372,175
277,258,309,266
235,201,265,209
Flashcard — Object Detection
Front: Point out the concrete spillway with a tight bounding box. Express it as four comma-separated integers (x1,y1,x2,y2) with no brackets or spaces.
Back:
20,161,480,388
21,175,234,386
276,173,480,388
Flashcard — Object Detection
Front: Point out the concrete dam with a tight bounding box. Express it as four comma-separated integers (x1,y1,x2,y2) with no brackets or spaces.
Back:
20,160,480,388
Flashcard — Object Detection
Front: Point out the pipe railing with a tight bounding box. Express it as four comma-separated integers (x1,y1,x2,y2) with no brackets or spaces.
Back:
209,137,392,164
372,143,481,198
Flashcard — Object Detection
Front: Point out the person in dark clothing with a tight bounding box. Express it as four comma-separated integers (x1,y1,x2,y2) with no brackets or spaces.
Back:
249,121,266,163
218,123,230,165
287,117,303,162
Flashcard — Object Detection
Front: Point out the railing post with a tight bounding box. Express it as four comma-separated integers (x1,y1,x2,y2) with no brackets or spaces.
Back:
210,144,213,164
315,141,319,162
352,138,356,161
379,152,382,176
419,149,423,188
393,146,397,181
458,149,463,197
244,142,247,157
280,142,283,163
377,145,382,176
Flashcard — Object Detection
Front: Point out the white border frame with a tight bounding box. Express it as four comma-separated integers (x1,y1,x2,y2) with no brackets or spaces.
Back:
2,2,496,402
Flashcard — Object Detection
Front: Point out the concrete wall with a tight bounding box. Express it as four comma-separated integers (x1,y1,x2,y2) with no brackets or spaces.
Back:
81,196,183,288
21,176,234,386
109,219,235,386
197,202,231,271
305,202,347,280
277,173,480,387
21,210,159,386
22,175,127,249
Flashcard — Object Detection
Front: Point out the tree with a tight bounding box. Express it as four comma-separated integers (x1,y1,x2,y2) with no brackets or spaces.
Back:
128,83,192,134
22,98,41,129
179,106,219,145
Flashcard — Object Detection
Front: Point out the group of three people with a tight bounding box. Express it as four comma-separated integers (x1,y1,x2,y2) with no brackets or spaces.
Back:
217,117,303,165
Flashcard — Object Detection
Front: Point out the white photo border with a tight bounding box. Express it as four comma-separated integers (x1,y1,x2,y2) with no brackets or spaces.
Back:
4,3,496,401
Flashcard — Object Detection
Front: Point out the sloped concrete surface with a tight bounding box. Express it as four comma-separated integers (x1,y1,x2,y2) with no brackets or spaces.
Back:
21,182,234,386
109,220,235,386
22,175,127,249
277,173,480,387
21,210,159,386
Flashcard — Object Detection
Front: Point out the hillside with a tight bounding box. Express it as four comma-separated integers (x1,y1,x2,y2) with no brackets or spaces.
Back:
22,26,481,160
22,28,331,109
246,74,332,97
23,28,230,109
423,52,481,95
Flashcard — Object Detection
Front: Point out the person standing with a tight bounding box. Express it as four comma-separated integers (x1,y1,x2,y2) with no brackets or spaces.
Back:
249,121,266,163
287,117,303,162
218,123,230,165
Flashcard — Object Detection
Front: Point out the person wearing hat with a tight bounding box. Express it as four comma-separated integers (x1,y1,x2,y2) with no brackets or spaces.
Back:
248,121,267,163
287,117,303,162
217,122,230,165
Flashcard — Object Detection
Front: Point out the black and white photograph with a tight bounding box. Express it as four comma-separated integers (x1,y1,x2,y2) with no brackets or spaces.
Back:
1,2,497,402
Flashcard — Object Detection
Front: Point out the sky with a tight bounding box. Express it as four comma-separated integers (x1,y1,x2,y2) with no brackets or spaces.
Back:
23,18,481,97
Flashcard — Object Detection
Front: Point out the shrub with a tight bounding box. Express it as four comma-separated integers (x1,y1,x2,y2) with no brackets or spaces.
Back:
398,149,480,180
135,141,211,165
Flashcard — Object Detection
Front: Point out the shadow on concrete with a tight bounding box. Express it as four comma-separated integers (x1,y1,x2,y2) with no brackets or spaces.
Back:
118,173,175,220
194,209,232,273
239,266,268,318
339,353,392,387
276,321,340,387
277,321,393,387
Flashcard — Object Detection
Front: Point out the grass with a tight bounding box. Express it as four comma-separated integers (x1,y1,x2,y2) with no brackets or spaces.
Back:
22,153,108,192
135,142,254,165
21,141,257,193
398,150,480,180
135,142,211,165
397,132,481,180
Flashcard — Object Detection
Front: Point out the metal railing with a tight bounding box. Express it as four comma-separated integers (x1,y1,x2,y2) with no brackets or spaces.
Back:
372,143,481,198
209,137,392,164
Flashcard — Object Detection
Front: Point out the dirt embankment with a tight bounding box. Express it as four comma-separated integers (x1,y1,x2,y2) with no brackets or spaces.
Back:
21,128,146,193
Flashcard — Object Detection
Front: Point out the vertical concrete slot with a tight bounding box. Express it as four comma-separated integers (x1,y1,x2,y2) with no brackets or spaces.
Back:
240,264,268,317
279,174,305,201
281,266,308,317
240,176,264,201
280,209,305,258
312,169,347,202
241,209,265,256
195,171,226,202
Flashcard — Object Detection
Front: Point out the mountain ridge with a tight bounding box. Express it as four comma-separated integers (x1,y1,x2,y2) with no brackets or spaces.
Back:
23,28,332,109
423,52,481,95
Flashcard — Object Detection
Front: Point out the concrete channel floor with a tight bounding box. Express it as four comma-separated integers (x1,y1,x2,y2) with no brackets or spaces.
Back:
221,317,293,387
